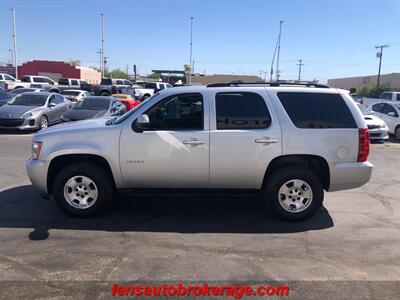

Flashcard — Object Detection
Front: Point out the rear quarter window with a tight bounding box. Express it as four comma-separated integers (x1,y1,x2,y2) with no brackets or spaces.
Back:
277,92,357,129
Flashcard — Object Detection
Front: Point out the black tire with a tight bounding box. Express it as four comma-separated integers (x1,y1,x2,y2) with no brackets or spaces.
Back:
264,166,324,221
100,91,110,96
39,115,48,130
395,126,400,140
52,163,113,217
142,94,150,100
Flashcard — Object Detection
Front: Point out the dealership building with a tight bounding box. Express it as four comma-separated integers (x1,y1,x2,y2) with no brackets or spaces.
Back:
18,60,101,84
327,73,400,91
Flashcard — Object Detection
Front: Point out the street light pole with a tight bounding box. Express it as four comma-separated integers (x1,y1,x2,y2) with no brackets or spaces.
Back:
11,8,17,79
276,20,283,81
9,49,13,66
189,17,194,85
375,44,389,89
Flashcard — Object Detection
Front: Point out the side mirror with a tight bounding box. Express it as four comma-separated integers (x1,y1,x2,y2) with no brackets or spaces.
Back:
370,111,375,115
388,112,396,117
49,102,56,108
133,114,150,133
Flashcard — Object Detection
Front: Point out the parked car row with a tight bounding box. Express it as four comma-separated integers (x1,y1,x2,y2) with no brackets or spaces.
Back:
0,91,128,131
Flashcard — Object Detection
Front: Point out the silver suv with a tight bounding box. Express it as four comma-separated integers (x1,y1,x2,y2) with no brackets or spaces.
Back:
26,83,373,221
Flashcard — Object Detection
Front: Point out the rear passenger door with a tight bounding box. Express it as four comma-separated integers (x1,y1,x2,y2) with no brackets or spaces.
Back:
209,89,282,189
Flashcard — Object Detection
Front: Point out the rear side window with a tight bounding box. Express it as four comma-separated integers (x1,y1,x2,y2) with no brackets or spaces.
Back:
58,78,68,85
101,78,112,85
372,103,385,112
21,76,30,83
216,92,271,130
277,92,357,129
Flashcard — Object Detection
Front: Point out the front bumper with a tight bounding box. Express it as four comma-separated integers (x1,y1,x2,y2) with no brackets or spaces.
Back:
328,161,373,192
26,158,49,194
368,128,389,140
0,117,39,130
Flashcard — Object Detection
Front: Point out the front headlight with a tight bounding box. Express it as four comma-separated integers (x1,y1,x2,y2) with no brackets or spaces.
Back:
21,110,40,118
32,141,43,160
380,123,388,129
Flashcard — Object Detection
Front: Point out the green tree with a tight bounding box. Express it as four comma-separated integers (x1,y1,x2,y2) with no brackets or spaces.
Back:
69,59,81,66
356,85,388,98
148,72,161,80
184,64,190,74
104,68,129,79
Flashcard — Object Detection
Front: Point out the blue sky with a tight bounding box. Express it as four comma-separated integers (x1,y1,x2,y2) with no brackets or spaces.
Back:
0,0,399,82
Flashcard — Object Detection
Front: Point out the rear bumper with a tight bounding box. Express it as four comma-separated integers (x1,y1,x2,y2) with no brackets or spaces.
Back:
328,161,373,192
26,158,49,194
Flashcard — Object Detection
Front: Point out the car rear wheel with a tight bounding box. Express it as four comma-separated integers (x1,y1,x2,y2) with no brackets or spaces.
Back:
142,94,150,100
39,116,48,129
264,166,324,221
100,91,110,96
395,126,400,140
52,163,113,217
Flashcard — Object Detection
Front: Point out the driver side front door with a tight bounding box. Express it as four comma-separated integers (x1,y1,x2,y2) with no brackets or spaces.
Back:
119,92,209,188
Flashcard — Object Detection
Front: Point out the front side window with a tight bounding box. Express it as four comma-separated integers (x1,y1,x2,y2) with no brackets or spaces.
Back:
216,92,271,130
59,78,68,85
372,103,385,113
144,93,203,130
4,74,15,81
383,104,399,117
277,92,357,129
71,80,79,86
116,80,124,85
144,83,157,89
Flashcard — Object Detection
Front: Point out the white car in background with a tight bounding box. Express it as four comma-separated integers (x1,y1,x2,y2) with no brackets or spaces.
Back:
369,101,400,140
356,103,389,141
61,90,91,103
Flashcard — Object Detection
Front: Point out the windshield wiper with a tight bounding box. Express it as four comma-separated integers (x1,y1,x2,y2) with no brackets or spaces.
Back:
105,117,117,126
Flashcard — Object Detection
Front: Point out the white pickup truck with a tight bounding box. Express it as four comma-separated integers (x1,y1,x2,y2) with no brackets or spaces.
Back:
0,73,17,89
4,75,55,91
358,91,400,107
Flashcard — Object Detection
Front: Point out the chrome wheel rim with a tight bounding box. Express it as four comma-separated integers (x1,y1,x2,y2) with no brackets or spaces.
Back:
278,179,313,213
40,117,48,128
63,175,98,209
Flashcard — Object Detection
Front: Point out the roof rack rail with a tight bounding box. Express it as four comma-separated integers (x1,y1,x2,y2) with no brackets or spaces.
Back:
206,81,330,88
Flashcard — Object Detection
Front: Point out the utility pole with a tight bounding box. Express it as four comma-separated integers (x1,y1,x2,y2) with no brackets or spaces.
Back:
104,56,108,77
9,49,13,66
188,16,194,85
101,13,105,77
11,8,17,79
97,49,102,72
297,59,305,82
276,20,283,81
375,44,389,89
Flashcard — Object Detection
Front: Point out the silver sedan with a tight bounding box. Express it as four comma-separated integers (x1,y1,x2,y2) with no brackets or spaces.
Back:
0,92,70,130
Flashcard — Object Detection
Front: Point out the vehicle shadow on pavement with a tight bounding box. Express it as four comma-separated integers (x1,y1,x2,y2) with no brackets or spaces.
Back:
0,129,35,135
0,185,334,241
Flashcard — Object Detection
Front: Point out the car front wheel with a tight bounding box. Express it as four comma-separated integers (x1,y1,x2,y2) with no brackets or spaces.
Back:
39,115,48,130
52,163,113,217
264,166,324,221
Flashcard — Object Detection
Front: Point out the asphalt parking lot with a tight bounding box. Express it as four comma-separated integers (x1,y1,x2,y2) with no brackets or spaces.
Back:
0,132,399,299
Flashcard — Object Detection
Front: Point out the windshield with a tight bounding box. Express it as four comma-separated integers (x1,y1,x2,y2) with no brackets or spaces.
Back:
395,104,400,111
62,91,81,96
73,98,110,110
357,104,372,116
114,93,158,125
8,94,47,106
10,88,35,94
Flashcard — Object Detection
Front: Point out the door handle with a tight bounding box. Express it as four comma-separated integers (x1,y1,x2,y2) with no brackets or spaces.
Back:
183,139,205,146
255,137,278,145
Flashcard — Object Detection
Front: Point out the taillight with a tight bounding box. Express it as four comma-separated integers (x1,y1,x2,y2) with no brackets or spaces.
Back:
357,128,370,162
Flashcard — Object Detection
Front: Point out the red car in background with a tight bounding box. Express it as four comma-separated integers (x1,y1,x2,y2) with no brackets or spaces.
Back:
112,94,141,111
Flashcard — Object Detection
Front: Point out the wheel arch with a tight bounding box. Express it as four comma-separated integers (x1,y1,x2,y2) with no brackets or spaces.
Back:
47,154,116,194
262,154,330,191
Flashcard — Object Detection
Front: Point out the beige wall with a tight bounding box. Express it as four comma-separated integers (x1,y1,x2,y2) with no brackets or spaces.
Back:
78,68,101,84
328,73,400,91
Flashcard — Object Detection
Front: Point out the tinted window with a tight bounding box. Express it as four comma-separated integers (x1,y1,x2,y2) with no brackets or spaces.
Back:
380,93,391,100
277,92,357,129
33,77,44,83
383,104,399,117
116,80,124,85
58,78,68,85
397,94,400,101
159,84,165,90
372,103,385,113
71,80,79,86
216,92,271,130
81,81,89,85
101,78,112,85
123,80,132,86
73,98,110,110
55,94,65,104
8,94,48,106
61,91,80,96
144,83,157,89
145,93,203,130
357,104,371,116
21,76,30,83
